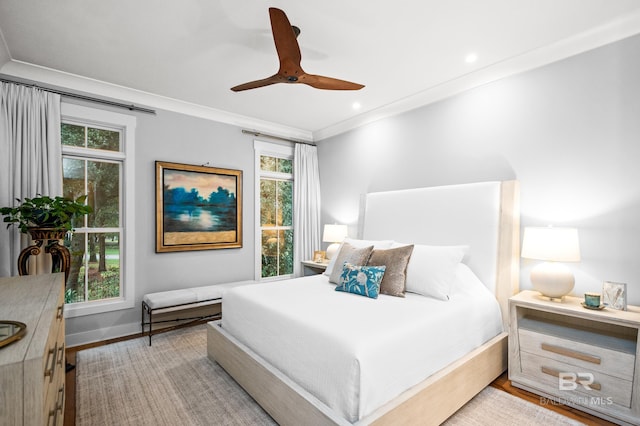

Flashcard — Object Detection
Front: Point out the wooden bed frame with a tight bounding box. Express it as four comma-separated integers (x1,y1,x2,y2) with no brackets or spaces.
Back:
207,180,520,425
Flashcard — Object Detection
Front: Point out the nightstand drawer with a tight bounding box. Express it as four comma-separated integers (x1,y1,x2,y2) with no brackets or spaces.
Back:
519,328,635,380
521,351,632,408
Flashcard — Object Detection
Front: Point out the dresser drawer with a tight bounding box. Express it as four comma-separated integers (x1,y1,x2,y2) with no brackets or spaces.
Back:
519,328,635,380
42,305,64,405
520,351,632,408
44,381,64,426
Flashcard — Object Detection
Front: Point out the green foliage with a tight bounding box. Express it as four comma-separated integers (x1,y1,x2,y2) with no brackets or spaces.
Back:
65,288,78,304
66,265,121,304
0,195,93,233
88,267,120,300
261,229,294,278
61,121,122,304
259,155,294,279
260,155,292,173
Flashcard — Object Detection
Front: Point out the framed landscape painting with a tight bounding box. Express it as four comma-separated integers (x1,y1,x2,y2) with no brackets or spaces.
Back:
156,161,242,252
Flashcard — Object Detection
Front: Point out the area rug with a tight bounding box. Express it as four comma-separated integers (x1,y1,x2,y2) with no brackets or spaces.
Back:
442,386,583,426
76,325,584,425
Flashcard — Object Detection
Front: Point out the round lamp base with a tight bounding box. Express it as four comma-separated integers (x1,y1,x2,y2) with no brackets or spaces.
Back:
530,261,575,299
326,243,341,260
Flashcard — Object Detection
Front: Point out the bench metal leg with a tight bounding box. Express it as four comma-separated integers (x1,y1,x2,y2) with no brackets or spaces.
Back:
141,298,222,346
149,308,153,346
141,301,154,346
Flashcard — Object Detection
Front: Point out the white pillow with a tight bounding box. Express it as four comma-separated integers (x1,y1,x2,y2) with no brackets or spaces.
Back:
395,243,468,301
324,238,393,276
450,263,488,296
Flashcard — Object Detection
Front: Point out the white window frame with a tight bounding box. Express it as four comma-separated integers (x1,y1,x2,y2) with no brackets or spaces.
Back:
61,102,136,317
254,140,294,281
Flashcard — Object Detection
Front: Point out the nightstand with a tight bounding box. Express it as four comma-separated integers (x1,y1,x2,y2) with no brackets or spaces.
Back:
509,290,640,425
301,260,328,276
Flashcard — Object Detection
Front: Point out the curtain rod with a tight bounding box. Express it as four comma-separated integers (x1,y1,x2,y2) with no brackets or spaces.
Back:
242,129,315,146
0,77,156,114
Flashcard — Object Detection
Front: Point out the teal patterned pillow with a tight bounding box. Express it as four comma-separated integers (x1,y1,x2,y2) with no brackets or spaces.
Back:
335,263,386,299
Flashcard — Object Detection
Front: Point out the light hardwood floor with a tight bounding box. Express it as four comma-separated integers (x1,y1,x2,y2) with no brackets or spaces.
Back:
64,323,616,426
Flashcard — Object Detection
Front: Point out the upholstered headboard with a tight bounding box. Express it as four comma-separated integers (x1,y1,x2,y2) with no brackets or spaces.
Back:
360,181,520,325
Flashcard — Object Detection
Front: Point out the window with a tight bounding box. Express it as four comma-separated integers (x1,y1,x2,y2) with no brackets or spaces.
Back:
61,103,136,317
255,141,294,280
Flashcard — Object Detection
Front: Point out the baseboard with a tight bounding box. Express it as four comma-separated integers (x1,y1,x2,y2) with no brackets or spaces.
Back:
66,321,141,348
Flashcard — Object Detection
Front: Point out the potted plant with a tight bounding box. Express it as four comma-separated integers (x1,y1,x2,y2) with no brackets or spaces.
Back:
1,194,93,282
0,195,93,239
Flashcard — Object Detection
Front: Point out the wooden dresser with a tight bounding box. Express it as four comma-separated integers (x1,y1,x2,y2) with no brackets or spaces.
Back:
0,273,66,426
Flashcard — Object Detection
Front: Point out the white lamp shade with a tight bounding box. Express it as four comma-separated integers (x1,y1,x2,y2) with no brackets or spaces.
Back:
322,224,348,243
323,224,347,260
521,227,581,262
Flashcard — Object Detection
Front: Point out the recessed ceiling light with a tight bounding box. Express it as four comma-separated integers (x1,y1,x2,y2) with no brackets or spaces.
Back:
352,102,362,110
465,53,478,64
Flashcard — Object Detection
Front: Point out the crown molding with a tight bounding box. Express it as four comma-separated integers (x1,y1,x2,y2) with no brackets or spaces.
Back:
0,60,314,142
3,7,640,144
313,9,640,142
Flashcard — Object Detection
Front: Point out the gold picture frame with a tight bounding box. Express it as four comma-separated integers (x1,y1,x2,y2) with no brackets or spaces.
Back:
313,250,326,263
156,161,242,252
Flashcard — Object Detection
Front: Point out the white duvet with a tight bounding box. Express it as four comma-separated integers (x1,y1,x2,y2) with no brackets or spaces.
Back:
221,266,502,422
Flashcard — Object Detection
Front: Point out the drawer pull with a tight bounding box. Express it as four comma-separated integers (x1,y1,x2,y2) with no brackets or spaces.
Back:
57,384,65,413
48,408,57,426
44,344,57,383
57,343,65,366
541,343,601,365
541,366,602,391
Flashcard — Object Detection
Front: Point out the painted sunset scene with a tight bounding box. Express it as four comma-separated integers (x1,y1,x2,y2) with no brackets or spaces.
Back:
163,169,238,245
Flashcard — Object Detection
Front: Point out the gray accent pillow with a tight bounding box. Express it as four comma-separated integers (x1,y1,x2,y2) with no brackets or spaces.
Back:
366,245,415,297
328,242,374,284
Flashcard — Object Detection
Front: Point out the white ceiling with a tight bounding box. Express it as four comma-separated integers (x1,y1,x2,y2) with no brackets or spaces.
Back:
1,0,640,141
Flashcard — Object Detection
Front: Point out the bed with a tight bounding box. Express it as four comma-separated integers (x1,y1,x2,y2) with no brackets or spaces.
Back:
207,180,520,425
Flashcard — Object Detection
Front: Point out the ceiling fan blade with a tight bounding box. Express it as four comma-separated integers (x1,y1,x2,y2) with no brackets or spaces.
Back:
230,8,364,92
299,74,365,91
269,8,302,70
231,75,284,92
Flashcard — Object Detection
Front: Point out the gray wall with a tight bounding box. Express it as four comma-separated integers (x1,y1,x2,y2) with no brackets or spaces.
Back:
65,107,258,343
65,33,640,342
317,34,640,304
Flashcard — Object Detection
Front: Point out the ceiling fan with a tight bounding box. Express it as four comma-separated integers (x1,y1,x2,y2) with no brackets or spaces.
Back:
231,7,364,92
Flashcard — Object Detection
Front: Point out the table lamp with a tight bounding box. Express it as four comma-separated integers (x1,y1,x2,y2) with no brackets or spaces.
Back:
323,224,348,260
521,227,581,300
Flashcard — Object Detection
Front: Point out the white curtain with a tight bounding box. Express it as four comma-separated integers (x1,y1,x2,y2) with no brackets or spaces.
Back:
293,143,321,277
0,82,62,277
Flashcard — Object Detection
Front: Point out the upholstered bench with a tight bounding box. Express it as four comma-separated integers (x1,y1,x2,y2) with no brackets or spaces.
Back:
142,280,257,345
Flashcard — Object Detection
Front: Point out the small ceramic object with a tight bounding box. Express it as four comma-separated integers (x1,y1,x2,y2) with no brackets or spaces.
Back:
584,292,601,308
